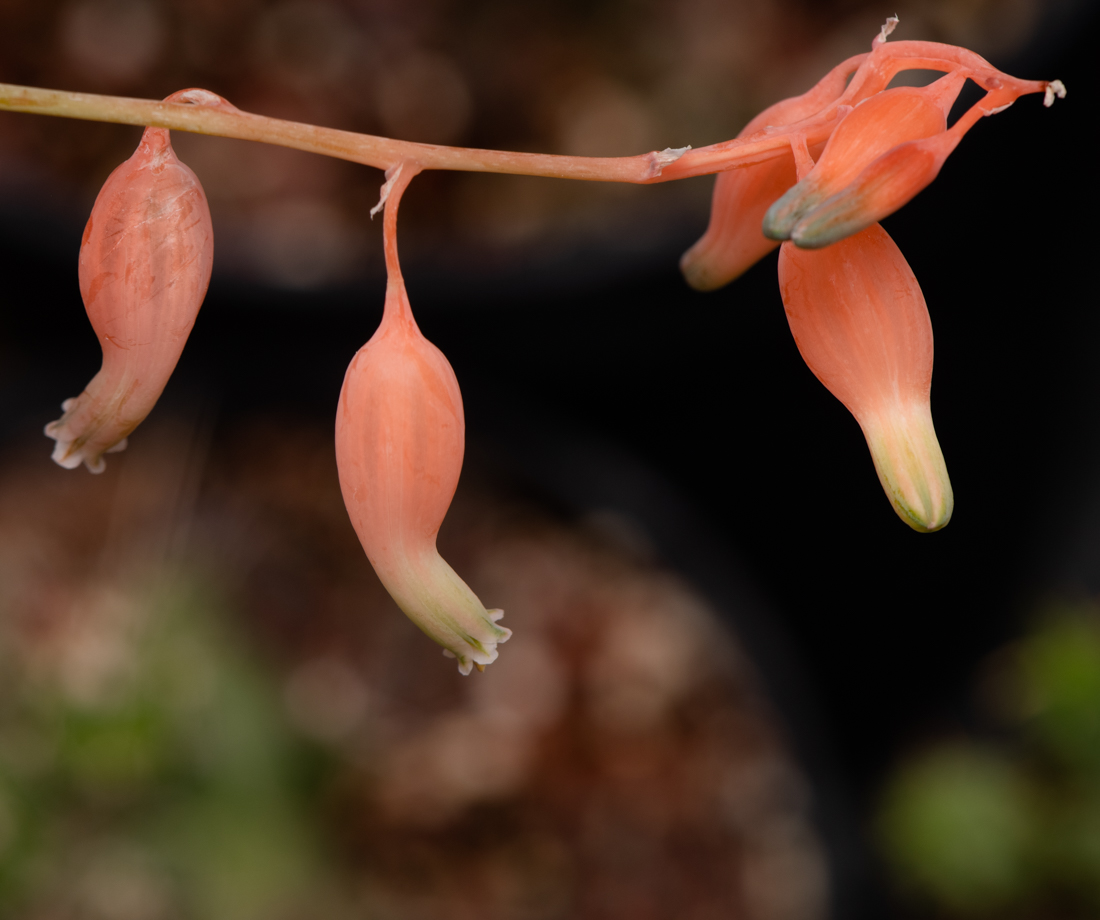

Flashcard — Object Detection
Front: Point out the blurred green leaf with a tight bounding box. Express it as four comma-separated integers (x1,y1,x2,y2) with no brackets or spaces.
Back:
878,744,1035,914
1019,610,1100,772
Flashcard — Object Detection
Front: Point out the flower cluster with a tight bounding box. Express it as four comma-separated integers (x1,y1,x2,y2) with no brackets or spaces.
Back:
680,20,1062,531
41,22,1062,668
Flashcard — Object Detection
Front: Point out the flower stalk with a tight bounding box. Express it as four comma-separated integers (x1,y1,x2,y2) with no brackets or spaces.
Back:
0,39,1056,186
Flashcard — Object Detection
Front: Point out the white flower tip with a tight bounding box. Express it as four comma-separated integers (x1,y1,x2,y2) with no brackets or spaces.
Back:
874,15,899,47
447,618,511,677
45,407,125,474
1044,80,1066,107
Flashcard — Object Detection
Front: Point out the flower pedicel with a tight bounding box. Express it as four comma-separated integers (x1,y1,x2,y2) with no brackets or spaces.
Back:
45,91,215,473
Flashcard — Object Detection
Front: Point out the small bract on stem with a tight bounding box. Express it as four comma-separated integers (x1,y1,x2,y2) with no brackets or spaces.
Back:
0,19,1066,666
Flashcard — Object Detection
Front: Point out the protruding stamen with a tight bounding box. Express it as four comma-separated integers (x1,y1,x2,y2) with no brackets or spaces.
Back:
1044,79,1067,107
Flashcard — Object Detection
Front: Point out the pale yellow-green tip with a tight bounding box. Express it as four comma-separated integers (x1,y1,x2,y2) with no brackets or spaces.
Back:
861,403,953,533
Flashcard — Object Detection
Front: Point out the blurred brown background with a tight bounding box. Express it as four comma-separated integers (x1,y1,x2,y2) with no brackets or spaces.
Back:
0,1,1097,919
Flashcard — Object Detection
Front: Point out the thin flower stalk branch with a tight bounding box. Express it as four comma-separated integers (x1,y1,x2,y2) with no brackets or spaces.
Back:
0,37,1056,186
0,81,680,183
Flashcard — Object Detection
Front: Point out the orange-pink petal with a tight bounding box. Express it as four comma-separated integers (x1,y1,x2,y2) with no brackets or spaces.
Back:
778,223,952,531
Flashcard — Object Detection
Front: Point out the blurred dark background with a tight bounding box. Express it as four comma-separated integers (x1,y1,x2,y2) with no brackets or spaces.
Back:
0,0,1097,918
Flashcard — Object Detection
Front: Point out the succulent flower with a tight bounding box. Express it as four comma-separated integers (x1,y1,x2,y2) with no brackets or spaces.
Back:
778,223,952,531
335,165,511,674
45,121,213,472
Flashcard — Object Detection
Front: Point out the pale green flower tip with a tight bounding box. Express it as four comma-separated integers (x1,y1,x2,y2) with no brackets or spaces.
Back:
763,180,820,241
863,407,954,533
388,555,512,675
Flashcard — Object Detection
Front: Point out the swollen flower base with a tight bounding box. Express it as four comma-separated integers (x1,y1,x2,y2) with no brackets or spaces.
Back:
13,20,1064,666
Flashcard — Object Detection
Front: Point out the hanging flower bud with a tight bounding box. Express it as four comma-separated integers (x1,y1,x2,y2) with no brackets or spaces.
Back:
335,164,510,675
763,70,967,243
681,54,867,291
45,115,213,472
778,223,952,531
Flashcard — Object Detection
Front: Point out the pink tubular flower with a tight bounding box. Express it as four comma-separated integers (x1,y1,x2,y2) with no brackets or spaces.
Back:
680,53,866,291
335,164,511,675
778,223,952,531
45,114,213,472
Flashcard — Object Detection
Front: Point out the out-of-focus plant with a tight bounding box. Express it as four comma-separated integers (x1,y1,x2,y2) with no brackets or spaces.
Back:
878,604,1100,918
0,574,340,920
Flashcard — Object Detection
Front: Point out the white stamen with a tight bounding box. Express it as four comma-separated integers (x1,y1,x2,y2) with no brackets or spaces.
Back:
1044,80,1066,107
